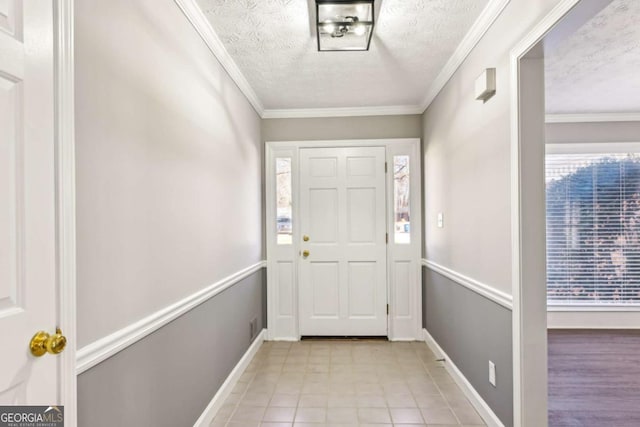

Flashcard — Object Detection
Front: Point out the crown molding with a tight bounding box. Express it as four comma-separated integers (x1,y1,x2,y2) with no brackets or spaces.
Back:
545,112,640,123
262,104,424,119
420,0,511,112
174,0,265,116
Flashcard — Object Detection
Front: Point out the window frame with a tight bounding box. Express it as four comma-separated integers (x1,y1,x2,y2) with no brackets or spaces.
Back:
545,142,640,310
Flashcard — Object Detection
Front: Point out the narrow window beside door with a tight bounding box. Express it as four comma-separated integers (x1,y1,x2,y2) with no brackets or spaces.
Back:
394,155,410,244
276,157,293,245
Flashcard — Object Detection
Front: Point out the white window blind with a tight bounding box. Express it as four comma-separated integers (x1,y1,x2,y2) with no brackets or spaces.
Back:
546,151,640,305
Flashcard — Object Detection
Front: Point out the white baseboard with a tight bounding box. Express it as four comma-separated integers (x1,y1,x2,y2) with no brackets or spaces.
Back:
422,329,505,427
193,328,267,427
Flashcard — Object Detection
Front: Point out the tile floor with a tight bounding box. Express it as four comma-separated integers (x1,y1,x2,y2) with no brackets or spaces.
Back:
211,340,486,427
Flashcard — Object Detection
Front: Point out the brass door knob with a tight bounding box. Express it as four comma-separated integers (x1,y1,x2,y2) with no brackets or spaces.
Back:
302,250,310,258
30,328,67,357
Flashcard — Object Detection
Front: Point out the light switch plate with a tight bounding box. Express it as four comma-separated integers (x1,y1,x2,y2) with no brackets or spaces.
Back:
489,360,496,387
437,213,444,228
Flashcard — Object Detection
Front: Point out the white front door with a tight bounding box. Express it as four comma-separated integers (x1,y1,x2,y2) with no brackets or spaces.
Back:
0,1,60,404
299,147,387,336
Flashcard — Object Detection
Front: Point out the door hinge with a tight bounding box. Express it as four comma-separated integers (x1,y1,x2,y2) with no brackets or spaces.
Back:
385,232,388,244
385,162,388,173
387,304,389,315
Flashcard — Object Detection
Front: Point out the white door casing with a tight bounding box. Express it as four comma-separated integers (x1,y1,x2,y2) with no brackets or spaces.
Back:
266,139,422,341
299,147,387,336
0,0,59,405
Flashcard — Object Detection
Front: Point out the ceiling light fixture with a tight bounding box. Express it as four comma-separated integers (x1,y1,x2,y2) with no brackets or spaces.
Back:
316,0,374,52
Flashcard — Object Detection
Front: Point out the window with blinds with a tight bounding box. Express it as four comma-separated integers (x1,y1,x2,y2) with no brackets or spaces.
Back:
546,150,640,305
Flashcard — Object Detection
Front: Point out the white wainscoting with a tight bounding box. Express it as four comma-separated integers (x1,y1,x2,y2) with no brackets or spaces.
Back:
423,329,505,427
422,259,513,309
76,261,267,374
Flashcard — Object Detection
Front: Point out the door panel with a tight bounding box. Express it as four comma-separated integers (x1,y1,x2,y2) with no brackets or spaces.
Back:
347,262,377,317
299,147,387,336
311,262,340,317
0,1,58,405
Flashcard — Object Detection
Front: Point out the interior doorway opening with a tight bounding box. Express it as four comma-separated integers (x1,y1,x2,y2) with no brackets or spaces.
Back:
512,0,640,425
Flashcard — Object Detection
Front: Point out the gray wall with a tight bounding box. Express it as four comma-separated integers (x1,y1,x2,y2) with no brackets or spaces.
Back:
78,269,265,427
262,115,422,141
423,267,513,427
75,0,263,347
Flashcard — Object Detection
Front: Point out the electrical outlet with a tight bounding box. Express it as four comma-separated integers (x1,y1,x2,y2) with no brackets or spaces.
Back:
489,361,496,387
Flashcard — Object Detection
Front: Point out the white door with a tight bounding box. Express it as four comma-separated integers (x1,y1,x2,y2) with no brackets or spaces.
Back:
0,1,60,404
299,147,387,336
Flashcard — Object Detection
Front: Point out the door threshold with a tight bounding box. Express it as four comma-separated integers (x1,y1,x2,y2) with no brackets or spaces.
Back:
300,336,389,341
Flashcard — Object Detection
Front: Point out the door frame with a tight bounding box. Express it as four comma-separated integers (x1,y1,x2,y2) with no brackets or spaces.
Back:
54,0,77,424
509,1,583,425
265,138,422,341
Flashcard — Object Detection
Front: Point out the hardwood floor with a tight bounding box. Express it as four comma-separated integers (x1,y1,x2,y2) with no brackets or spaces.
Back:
548,329,640,427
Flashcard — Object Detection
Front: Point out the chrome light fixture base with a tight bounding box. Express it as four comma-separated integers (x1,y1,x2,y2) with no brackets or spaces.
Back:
316,0,375,52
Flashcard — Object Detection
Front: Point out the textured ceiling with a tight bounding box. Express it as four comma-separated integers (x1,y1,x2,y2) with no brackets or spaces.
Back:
196,0,489,110
545,0,640,114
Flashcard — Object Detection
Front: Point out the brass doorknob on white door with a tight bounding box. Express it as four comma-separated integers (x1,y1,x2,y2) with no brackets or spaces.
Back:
30,328,67,357
303,235,310,242
302,250,310,258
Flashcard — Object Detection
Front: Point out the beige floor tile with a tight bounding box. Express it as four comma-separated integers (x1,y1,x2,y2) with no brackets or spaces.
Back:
242,392,273,407
413,392,448,409
216,340,488,427
451,402,485,425
212,403,236,422
356,394,386,408
386,393,417,408
294,407,327,423
263,407,297,423
269,393,300,407
230,405,267,422
223,392,243,405
357,407,392,423
389,407,425,424
326,407,358,423
301,382,329,394
327,394,357,408
419,407,458,424
227,422,261,427
298,393,329,407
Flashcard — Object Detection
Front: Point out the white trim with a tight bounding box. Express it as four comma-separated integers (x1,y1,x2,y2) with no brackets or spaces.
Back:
422,259,513,309
548,311,640,329
262,105,423,119
546,141,640,154
266,139,422,341
173,0,264,116
547,305,640,312
510,1,583,426
54,1,77,425
193,329,266,427
419,0,510,111
422,329,505,427
76,261,267,374
546,113,640,123
267,138,419,150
